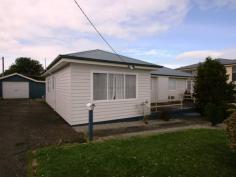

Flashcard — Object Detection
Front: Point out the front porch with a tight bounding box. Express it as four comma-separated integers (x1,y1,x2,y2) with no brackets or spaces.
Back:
151,93,195,113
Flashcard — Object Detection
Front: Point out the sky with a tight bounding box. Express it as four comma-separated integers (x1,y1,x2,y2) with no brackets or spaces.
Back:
0,0,236,72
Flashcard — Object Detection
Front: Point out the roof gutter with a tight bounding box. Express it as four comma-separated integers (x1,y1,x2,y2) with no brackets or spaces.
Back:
151,74,194,78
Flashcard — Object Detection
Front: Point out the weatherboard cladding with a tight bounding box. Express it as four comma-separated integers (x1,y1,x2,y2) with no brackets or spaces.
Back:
47,49,161,70
0,75,45,99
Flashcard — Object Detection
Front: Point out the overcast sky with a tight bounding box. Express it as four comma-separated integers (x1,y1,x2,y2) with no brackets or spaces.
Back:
1,0,236,72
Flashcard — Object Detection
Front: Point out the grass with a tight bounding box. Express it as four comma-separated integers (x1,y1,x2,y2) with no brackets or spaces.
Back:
32,129,236,177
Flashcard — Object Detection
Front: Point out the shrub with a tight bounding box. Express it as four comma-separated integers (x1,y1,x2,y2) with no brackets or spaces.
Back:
204,103,226,126
194,57,235,124
225,111,236,150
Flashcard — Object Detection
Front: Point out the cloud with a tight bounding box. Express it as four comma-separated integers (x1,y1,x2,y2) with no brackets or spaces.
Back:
0,0,191,72
0,38,107,72
176,48,236,61
0,0,190,40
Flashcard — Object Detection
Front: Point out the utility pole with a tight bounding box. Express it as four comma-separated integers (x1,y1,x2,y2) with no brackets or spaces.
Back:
1,57,4,76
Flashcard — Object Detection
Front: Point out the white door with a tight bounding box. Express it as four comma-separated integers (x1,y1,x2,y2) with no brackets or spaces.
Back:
2,82,29,99
151,77,158,103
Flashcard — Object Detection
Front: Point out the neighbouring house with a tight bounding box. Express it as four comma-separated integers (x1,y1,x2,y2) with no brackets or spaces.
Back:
177,58,236,83
0,73,45,99
151,67,194,103
43,49,161,126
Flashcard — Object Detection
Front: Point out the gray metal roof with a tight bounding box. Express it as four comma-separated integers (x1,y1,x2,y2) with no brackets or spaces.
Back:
47,49,161,69
177,58,236,70
151,67,193,77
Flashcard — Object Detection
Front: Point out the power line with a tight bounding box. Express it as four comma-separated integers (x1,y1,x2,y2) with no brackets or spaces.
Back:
73,0,125,62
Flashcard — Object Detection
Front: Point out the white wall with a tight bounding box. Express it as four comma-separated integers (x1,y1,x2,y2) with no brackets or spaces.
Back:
70,63,151,125
157,76,169,102
151,76,189,103
226,66,232,82
168,78,187,101
46,65,72,124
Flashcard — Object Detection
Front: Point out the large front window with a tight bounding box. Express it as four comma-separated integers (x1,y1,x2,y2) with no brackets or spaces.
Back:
93,73,136,101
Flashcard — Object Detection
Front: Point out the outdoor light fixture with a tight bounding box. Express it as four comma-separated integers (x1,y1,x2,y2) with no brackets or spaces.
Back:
128,65,135,70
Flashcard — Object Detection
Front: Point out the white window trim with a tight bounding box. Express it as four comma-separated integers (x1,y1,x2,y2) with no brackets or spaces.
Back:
186,80,191,90
91,70,138,103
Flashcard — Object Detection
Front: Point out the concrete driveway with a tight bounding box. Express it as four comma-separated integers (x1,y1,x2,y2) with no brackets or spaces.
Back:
0,99,84,177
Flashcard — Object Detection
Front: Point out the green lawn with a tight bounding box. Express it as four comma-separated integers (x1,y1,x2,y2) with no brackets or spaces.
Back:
32,129,236,177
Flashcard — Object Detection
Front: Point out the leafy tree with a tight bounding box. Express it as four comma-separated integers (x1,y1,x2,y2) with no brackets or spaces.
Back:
3,57,44,80
194,57,235,125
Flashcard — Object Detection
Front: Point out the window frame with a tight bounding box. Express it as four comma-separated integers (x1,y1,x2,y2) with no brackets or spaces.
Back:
186,80,192,91
91,71,138,102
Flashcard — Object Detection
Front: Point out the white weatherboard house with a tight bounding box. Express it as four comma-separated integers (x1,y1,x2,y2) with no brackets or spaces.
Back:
44,49,161,126
151,67,193,103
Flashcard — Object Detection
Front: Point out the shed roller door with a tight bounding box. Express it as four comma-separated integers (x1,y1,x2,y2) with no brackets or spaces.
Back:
3,82,29,99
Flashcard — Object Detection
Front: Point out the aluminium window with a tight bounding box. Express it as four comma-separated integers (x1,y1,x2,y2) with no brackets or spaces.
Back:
125,75,136,99
93,73,108,100
93,72,136,101
108,74,124,100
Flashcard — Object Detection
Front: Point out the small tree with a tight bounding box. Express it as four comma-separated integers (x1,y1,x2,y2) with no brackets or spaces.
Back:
4,57,44,80
194,57,235,125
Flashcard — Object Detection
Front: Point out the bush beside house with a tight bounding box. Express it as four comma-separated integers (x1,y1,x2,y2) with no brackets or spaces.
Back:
194,57,235,125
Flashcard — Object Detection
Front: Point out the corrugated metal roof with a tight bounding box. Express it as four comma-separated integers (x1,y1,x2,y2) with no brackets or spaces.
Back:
47,49,161,70
177,58,236,70
151,67,193,77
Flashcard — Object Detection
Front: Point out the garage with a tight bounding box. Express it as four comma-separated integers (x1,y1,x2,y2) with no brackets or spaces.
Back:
0,73,45,99
3,82,29,99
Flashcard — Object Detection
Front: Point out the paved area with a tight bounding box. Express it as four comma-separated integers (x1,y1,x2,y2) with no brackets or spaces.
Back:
0,99,84,177
74,111,209,138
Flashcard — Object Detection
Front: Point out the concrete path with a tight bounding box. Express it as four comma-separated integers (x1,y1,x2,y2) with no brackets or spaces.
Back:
97,124,224,141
